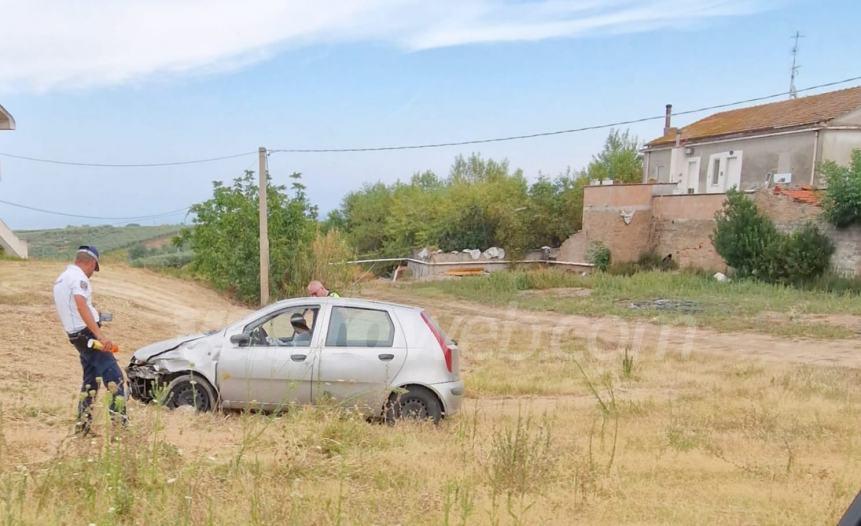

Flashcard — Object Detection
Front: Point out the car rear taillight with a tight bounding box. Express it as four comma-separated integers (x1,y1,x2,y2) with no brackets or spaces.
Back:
421,311,452,372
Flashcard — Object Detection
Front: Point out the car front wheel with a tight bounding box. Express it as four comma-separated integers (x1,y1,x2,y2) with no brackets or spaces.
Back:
385,385,442,424
164,374,216,412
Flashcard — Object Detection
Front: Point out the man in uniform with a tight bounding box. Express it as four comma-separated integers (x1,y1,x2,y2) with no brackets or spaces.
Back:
53,246,127,435
307,280,340,298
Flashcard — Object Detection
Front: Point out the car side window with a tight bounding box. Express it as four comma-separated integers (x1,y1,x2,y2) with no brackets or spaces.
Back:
325,307,394,348
247,306,318,347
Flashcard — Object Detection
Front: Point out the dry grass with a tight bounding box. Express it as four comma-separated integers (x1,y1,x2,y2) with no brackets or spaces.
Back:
1,261,860,524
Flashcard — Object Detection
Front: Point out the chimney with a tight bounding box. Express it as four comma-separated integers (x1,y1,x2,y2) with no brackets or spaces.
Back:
663,104,672,136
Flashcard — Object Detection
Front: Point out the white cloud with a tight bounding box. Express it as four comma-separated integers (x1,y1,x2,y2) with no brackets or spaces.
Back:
0,0,778,92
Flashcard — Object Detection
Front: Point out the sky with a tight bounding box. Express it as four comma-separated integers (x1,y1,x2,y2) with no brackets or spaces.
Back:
1,0,860,229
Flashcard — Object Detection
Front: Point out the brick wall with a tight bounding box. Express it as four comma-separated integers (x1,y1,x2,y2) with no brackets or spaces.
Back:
651,193,726,270
574,184,861,275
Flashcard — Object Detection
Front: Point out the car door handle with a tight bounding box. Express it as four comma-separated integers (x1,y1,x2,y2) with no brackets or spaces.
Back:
290,354,307,362
378,353,395,361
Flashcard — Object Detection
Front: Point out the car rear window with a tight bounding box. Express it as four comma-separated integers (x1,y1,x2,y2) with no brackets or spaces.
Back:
325,307,395,348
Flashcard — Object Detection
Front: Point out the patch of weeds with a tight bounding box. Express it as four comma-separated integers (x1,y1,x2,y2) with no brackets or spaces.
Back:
621,347,635,380
775,366,855,400
484,412,557,525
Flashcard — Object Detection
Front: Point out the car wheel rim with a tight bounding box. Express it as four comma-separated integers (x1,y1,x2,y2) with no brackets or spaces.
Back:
400,397,428,419
173,383,208,410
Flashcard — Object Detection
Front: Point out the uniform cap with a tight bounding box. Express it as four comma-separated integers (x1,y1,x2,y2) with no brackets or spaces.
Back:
77,245,100,271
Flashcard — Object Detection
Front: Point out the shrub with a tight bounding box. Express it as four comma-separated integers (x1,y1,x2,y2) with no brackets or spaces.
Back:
820,149,861,227
587,242,611,271
712,190,833,284
776,223,835,284
129,250,194,269
712,189,781,278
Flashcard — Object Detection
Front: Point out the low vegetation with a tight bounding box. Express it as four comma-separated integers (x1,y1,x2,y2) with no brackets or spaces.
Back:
405,268,861,338
16,224,182,259
2,327,858,524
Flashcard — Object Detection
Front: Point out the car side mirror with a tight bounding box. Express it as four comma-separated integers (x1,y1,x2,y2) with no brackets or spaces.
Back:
230,334,250,347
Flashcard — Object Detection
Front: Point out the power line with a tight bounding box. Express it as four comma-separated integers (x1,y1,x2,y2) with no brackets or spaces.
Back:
270,75,861,153
0,198,190,221
0,150,257,168
0,75,859,165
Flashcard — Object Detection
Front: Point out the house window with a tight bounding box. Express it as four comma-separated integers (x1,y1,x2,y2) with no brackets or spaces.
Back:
711,158,721,186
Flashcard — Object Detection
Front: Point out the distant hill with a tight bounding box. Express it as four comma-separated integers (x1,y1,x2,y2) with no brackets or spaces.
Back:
16,224,183,259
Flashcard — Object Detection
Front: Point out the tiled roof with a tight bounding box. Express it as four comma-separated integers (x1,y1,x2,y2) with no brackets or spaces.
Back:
773,185,821,205
647,85,861,146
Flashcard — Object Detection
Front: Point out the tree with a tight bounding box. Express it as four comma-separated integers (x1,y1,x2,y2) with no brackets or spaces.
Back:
179,170,316,303
820,149,861,227
585,129,642,184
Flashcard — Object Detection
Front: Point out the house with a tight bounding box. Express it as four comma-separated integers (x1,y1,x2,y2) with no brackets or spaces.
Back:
642,86,861,194
558,86,861,276
0,103,28,259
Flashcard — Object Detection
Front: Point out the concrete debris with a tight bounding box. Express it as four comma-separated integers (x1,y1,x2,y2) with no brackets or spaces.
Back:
629,298,700,313
462,249,481,260
417,248,430,260
713,272,729,282
483,247,505,260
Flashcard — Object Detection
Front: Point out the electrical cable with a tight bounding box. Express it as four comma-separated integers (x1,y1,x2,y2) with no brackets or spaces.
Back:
0,198,190,221
269,75,861,153
0,75,858,165
0,150,257,168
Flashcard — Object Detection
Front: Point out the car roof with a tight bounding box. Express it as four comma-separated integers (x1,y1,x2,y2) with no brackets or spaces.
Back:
225,296,424,333
267,296,422,313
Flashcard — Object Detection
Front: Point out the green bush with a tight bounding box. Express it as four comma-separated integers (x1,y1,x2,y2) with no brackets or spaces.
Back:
712,190,833,284
130,250,194,269
820,149,861,227
771,223,835,284
712,189,780,278
586,241,611,271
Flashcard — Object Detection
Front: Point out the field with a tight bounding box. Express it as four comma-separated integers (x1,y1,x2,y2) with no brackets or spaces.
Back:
1,261,859,524
17,224,182,259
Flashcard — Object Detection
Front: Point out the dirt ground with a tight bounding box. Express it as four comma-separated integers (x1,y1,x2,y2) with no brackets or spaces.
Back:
1,261,860,523
364,282,861,369
0,259,857,454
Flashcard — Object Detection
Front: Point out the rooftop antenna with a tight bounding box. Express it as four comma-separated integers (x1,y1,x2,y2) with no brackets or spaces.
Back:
789,30,803,99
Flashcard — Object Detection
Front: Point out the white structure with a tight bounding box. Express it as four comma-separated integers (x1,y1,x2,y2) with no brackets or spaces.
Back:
0,104,28,258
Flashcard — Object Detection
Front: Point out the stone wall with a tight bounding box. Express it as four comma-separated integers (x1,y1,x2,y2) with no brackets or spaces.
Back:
580,183,675,263
651,194,726,270
828,225,861,276
572,183,861,276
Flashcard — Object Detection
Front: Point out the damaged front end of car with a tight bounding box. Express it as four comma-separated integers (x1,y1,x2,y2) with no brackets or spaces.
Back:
126,333,217,404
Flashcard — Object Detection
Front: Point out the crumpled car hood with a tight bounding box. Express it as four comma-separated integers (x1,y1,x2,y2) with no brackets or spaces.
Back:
133,333,212,363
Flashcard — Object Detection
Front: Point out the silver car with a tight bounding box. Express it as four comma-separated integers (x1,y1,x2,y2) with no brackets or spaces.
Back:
126,297,463,422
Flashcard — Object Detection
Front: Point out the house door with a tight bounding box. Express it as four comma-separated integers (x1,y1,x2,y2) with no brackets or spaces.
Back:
707,151,743,192
682,157,700,194
724,152,742,190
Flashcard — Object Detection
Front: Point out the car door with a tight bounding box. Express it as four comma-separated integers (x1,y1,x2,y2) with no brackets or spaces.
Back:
218,305,320,411
314,305,407,414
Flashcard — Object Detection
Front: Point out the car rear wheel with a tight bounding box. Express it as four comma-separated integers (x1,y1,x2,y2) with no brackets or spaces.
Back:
385,385,442,424
164,374,215,412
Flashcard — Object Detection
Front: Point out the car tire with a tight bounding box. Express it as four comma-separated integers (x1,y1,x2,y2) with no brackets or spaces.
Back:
164,373,216,412
385,385,442,424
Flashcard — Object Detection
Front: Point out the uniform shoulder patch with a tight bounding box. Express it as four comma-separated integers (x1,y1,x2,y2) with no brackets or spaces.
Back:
80,280,88,291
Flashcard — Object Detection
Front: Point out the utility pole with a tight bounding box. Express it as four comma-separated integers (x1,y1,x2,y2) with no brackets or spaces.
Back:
258,147,270,306
789,30,803,99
